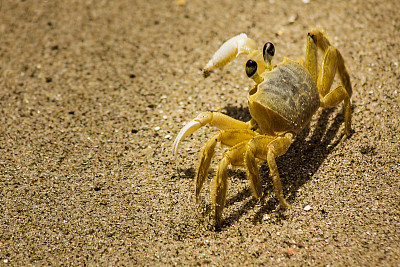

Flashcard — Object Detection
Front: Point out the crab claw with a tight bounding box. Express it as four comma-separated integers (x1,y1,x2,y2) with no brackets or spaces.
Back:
203,33,257,77
173,111,250,158
173,112,214,157
172,120,202,157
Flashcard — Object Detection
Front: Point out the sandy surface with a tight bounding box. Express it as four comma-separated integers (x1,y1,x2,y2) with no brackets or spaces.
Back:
1,0,399,265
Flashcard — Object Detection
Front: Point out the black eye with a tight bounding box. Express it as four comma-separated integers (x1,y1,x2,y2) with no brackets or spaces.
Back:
263,42,275,59
307,32,316,42
245,60,258,77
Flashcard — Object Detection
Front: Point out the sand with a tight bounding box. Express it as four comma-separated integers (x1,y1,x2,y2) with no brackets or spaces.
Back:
0,0,399,265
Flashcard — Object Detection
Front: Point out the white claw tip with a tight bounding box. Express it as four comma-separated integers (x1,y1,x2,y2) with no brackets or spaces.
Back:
172,120,202,158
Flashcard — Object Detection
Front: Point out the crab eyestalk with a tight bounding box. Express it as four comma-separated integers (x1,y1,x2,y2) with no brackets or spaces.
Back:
245,60,263,84
263,42,275,71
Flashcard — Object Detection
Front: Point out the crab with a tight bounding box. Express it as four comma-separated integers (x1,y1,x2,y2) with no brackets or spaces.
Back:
173,29,352,226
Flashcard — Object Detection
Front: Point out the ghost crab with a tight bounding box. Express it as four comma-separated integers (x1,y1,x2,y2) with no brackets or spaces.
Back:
173,29,352,226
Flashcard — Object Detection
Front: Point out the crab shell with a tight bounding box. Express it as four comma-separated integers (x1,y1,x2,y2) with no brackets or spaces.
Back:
248,60,320,136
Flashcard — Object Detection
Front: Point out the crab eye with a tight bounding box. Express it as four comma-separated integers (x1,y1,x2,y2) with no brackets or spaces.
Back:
263,42,275,59
245,60,258,78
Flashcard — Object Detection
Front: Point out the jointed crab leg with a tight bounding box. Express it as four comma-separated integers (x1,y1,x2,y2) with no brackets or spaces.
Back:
320,85,351,136
212,133,293,226
305,33,318,83
245,133,293,209
305,29,352,137
213,141,249,226
196,129,257,203
173,111,251,157
203,33,257,77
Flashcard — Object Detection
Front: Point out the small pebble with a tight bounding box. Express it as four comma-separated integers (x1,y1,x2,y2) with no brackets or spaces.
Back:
304,205,312,211
154,126,161,131
288,14,298,24
284,247,299,255
263,214,271,221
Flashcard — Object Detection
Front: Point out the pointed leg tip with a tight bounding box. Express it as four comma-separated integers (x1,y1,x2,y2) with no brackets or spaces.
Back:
195,194,201,204
172,139,180,158
203,69,211,78
214,218,222,229
278,197,292,209
172,120,203,157
340,128,353,143
307,32,316,42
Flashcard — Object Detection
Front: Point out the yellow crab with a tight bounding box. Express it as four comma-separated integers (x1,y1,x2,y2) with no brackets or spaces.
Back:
173,29,352,226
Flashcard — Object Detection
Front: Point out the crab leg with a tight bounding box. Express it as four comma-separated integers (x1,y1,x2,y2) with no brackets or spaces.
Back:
203,33,257,77
172,111,251,157
211,133,278,226
305,32,318,84
305,28,352,137
213,141,250,226
245,133,294,209
320,85,351,136
196,129,256,203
